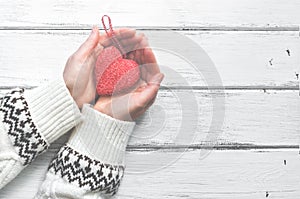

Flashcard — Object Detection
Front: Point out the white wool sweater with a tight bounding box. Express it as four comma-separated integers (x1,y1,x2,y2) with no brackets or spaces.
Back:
0,79,135,198
35,104,135,199
0,78,81,189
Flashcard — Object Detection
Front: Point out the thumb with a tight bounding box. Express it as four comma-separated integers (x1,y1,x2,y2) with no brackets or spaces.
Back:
148,73,164,86
138,73,164,105
74,26,100,58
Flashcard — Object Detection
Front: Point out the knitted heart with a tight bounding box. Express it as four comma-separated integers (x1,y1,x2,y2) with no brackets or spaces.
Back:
95,46,140,95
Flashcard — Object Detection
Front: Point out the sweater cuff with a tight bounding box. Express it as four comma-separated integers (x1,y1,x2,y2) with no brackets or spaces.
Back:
68,104,135,165
24,78,82,143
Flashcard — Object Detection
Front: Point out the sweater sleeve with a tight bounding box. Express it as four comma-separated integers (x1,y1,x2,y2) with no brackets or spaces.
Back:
35,104,135,199
0,78,81,189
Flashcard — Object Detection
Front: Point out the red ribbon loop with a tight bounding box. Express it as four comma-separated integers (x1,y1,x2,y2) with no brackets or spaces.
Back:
101,15,126,57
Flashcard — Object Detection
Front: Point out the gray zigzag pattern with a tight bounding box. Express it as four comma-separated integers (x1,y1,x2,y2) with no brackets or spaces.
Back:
48,145,124,196
0,89,49,165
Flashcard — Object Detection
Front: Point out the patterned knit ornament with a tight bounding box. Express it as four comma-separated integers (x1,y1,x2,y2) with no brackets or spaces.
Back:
95,15,140,96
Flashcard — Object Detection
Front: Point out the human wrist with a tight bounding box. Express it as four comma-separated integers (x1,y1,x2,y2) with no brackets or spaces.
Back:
24,78,82,143
68,104,135,165
94,100,135,122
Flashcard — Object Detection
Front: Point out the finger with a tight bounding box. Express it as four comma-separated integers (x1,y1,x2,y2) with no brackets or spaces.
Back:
144,47,157,63
148,97,156,106
141,62,161,83
114,28,136,39
74,26,100,59
121,35,143,46
124,32,146,46
135,85,159,112
131,36,149,64
137,33,149,48
137,73,164,106
79,41,103,74
77,51,97,84
121,36,144,52
148,72,164,86
130,93,156,121
93,42,104,59
133,80,148,93
144,95,157,111
100,28,136,47
142,48,162,82
127,35,159,81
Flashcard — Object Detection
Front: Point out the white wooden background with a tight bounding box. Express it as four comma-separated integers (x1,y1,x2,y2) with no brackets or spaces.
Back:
0,0,300,198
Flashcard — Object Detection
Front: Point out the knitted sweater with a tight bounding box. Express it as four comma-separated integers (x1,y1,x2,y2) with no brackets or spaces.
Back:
0,79,135,198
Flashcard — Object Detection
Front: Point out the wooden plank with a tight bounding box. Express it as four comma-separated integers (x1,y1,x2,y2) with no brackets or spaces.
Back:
0,30,299,87
122,150,300,199
1,149,299,198
1,0,300,28
1,89,299,146
129,90,300,146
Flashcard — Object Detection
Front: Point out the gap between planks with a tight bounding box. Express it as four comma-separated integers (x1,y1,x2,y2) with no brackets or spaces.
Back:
126,144,300,151
0,26,299,31
47,135,300,151
49,135,300,152
0,85,298,91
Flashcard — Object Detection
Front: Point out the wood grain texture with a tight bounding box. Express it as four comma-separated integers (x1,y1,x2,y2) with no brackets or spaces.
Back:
0,149,299,199
0,0,299,198
1,89,299,146
0,30,299,87
1,0,300,28
124,90,300,146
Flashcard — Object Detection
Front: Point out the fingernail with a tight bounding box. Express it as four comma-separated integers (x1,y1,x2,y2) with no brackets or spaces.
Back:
97,42,104,50
91,26,97,35
140,82,147,88
152,73,164,84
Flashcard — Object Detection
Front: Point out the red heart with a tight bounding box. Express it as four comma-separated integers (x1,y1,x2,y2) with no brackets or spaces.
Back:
95,46,140,95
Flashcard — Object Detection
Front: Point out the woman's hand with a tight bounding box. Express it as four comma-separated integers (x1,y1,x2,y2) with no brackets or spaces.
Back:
63,26,138,108
94,34,164,121
63,26,101,108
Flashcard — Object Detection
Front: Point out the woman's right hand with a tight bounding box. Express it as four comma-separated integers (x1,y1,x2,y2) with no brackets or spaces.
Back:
94,34,164,121
63,26,139,108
